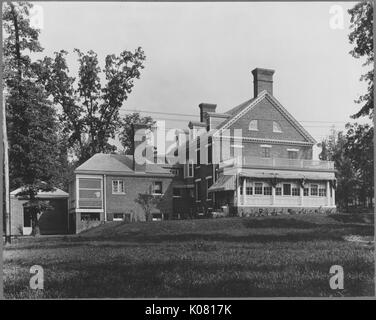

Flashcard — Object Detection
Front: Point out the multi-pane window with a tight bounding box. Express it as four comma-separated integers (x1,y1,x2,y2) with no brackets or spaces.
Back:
254,183,263,195
78,178,102,209
196,149,201,166
262,147,271,158
112,180,125,194
310,184,318,196
249,120,258,131
283,184,291,196
292,187,300,196
273,121,282,133
319,187,326,197
304,188,309,196
276,187,282,196
264,186,272,195
246,180,253,195
152,181,163,194
288,151,298,159
113,213,124,221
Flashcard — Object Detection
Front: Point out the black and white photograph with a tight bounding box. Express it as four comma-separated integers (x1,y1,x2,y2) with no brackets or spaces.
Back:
1,1,375,300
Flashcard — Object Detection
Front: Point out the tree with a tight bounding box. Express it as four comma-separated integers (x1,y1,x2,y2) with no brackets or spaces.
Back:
135,193,163,222
119,113,155,154
37,47,146,164
348,2,374,118
344,123,374,208
3,2,63,235
318,129,358,210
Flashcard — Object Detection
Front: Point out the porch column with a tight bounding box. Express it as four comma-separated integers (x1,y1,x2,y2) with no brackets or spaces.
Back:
332,184,335,207
243,177,246,205
300,185,304,207
326,180,330,206
272,185,275,205
236,175,241,207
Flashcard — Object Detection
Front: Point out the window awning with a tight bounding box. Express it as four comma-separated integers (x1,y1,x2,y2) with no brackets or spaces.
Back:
208,175,236,193
239,169,335,180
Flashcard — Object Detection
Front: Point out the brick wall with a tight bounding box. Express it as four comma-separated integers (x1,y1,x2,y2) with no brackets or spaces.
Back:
105,175,174,221
230,97,309,142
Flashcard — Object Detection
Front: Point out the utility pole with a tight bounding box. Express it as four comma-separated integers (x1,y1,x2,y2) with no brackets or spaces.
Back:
3,93,11,244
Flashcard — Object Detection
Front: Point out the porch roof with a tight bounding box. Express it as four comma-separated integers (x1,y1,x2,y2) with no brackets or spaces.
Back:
239,169,335,181
208,175,236,193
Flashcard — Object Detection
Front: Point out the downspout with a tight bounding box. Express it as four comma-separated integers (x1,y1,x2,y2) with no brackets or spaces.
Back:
103,174,107,221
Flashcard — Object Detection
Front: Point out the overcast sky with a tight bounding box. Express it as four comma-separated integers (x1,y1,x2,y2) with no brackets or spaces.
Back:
33,1,369,155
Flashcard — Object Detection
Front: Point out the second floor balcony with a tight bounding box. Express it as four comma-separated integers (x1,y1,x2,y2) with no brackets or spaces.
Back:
220,156,335,171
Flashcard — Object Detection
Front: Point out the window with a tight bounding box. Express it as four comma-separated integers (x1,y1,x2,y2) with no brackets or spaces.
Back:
273,121,282,133
195,180,201,202
208,137,213,164
78,178,102,209
262,147,271,158
264,186,272,195
196,149,201,166
310,184,318,196
319,187,326,197
246,186,253,195
288,151,298,159
113,213,124,221
152,181,163,194
283,184,291,196
188,161,194,177
255,183,263,195
171,168,180,176
173,188,181,197
292,187,300,196
249,120,258,131
112,180,125,194
276,187,282,196
304,188,309,196
207,177,213,200
81,213,100,221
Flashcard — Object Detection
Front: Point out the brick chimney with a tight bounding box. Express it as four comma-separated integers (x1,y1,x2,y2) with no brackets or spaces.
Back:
252,68,275,97
132,123,149,172
199,103,217,122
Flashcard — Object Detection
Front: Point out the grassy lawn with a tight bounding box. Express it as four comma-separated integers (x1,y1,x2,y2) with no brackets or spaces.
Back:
3,213,374,298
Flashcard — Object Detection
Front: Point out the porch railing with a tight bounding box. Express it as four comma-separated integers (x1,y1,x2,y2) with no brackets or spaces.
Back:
221,156,334,171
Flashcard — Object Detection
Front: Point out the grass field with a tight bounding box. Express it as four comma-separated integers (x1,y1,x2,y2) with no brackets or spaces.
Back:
3,213,374,298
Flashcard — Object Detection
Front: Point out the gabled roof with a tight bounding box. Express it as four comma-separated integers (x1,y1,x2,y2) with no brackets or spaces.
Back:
214,90,316,144
75,153,173,176
11,187,68,198
224,98,255,116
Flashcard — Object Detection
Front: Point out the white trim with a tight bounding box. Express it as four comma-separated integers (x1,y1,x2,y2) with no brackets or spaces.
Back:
75,209,104,213
220,136,314,146
213,91,316,144
195,178,201,182
287,148,299,152
260,144,272,148
205,176,213,179
237,205,336,208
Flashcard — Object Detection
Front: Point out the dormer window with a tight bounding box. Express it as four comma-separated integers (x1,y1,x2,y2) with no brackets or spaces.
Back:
273,121,282,133
249,120,258,131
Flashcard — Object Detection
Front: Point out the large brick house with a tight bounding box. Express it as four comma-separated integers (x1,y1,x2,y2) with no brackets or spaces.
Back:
69,67,336,232
182,68,336,216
